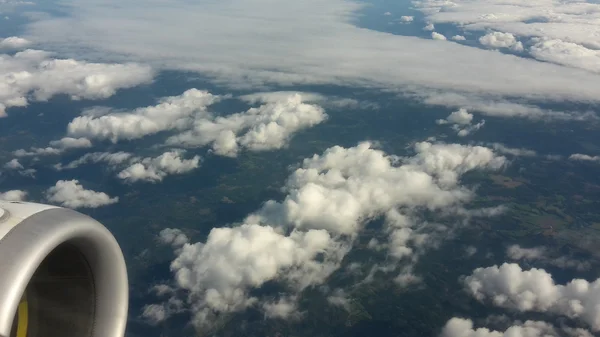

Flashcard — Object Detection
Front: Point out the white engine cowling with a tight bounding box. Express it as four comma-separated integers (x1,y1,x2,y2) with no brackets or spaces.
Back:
0,201,128,337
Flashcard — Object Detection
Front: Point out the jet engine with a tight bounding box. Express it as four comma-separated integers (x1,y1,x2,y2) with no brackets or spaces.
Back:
0,201,128,337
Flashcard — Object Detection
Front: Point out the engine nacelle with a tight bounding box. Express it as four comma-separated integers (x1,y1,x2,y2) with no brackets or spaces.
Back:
0,201,128,337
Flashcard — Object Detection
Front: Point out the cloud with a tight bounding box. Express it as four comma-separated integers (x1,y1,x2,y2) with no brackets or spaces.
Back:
440,317,592,337
67,89,218,143
3,158,23,170
451,35,466,41
45,179,118,208
54,151,134,170
529,38,600,74
436,108,485,137
431,32,447,40
479,32,524,52
400,16,414,22
569,154,600,163
0,36,30,49
14,137,92,157
414,0,600,74
507,245,590,271
117,150,200,183
0,48,153,117
163,224,342,329
438,109,474,125
463,263,600,331
0,189,27,201
21,0,600,106
239,91,379,110
487,143,537,157
421,92,595,121
166,93,327,157
3,158,36,177
155,141,507,331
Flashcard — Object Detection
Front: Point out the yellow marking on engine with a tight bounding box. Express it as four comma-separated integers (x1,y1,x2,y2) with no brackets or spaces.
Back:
16,295,28,337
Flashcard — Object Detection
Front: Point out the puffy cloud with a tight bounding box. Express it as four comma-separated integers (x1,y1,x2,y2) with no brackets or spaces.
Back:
0,189,27,201
436,108,485,137
117,150,200,183
3,158,23,170
156,141,507,331
0,36,30,49
0,48,153,117
507,245,590,271
67,89,218,143
250,141,506,235
165,224,342,328
424,23,435,31
437,108,473,125
440,317,590,337
23,0,600,106
479,32,524,52
54,151,134,170
167,93,327,157
45,179,118,208
158,228,190,249
432,32,447,41
451,35,466,41
49,137,92,149
569,154,600,163
400,16,414,22
14,137,92,157
463,263,600,330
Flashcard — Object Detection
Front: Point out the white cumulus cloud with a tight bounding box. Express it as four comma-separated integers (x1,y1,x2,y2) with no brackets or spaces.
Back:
117,150,200,183
432,32,447,40
0,48,153,117
67,89,218,143
3,158,23,170
0,36,30,49
167,93,327,157
436,108,485,137
0,190,27,201
154,141,507,331
440,317,591,337
479,32,524,52
45,179,118,208
464,263,600,331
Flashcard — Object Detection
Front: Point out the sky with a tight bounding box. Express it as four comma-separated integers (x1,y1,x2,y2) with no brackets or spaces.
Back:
2,0,600,336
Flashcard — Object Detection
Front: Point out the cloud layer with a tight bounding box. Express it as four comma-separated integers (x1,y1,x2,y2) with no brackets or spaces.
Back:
20,0,600,107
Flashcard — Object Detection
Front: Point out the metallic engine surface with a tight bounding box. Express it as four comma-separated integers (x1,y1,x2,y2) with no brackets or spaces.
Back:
0,202,128,337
